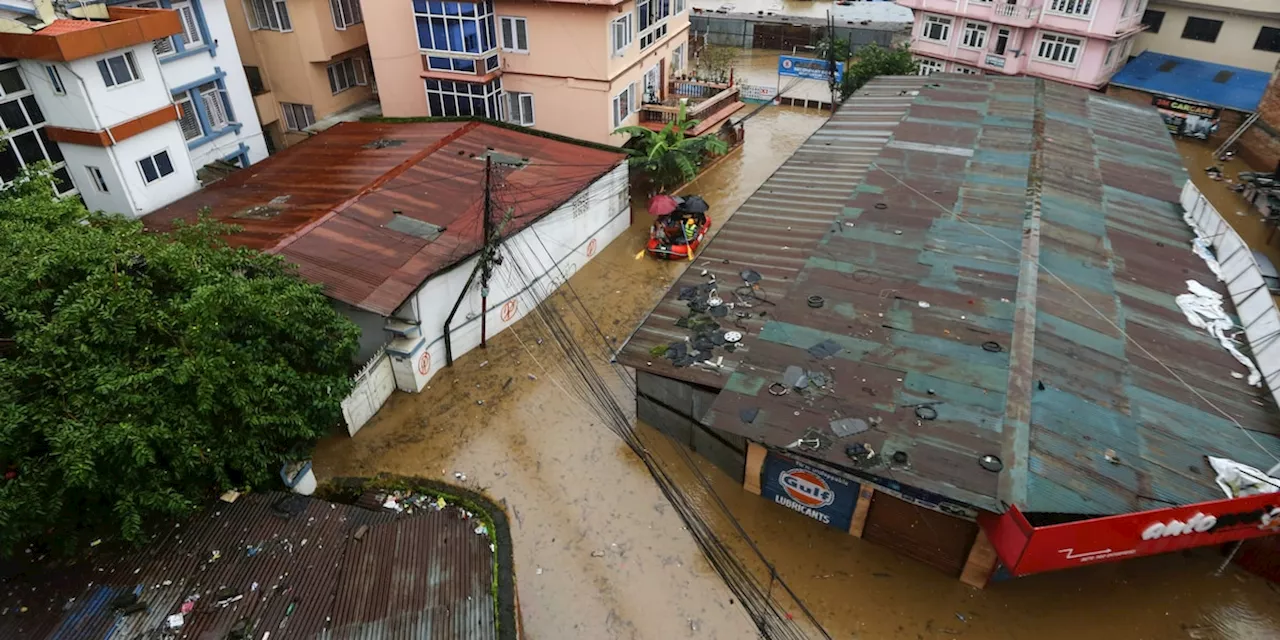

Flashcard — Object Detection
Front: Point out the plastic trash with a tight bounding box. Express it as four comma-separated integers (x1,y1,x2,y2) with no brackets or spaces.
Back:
279,461,316,496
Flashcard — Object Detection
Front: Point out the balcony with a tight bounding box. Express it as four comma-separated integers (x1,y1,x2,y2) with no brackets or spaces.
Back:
639,80,743,136
991,2,1041,27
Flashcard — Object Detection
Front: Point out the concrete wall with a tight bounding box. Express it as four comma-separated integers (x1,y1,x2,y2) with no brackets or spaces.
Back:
1135,2,1280,72
635,370,746,482
387,163,631,391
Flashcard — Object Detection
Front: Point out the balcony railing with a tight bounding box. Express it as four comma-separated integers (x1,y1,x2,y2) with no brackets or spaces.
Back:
993,3,1041,20
640,80,739,126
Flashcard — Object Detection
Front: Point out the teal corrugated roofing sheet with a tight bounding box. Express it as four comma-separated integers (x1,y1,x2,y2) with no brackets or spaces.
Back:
703,75,1280,516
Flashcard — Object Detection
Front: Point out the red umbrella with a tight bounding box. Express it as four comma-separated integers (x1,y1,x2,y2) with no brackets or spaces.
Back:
648,194,679,216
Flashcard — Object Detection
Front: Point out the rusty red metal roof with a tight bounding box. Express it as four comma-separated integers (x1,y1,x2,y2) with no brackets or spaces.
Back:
145,120,625,316
0,492,510,640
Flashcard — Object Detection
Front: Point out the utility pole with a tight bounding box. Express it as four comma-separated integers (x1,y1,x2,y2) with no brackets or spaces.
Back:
826,11,838,114
480,155,493,349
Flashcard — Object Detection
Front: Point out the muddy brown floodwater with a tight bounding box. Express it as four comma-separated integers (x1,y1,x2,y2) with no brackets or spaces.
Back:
312,106,1280,640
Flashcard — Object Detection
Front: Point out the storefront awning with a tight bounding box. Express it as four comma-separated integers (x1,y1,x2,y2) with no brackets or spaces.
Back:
1110,52,1271,113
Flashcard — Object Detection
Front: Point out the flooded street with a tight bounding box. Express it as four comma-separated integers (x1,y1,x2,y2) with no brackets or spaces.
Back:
312,105,1280,639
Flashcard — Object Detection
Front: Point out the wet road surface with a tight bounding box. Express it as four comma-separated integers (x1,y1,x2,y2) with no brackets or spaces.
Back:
312,106,1280,639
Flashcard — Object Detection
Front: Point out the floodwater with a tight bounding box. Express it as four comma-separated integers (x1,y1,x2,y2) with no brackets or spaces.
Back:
311,106,1280,640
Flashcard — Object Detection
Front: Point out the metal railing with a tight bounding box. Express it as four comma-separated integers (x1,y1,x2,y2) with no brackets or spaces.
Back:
641,85,740,125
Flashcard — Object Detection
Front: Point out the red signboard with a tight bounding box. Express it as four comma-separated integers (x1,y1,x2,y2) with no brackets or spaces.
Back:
980,492,1280,576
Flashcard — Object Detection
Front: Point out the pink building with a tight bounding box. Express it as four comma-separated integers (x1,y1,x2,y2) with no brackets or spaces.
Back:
896,0,1148,88
363,0,712,145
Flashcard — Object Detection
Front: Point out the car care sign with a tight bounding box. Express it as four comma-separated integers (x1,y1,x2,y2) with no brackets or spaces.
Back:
760,451,857,530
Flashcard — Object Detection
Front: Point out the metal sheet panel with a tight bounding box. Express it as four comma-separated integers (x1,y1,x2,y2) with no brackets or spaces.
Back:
696,75,1280,518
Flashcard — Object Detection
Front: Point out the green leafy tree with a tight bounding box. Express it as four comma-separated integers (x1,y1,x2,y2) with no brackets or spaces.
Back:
840,44,919,99
615,102,730,193
693,44,738,83
0,168,360,557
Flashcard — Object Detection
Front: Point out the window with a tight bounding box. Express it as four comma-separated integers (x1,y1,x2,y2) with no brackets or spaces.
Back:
200,82,232,129
921,15,951,43
611,14,633,57
424,77,503,118
916,58,945,76
612,82,635,127
500,16,528,52
955,65,980,75
172,1,203,46
993,27,1010,55
97,52,139,88
138,150,175,184
330,0,362,29
1047,0,1093,17
244,66,267,95
505,91,534,126
245,0,292,32
132,1,183,54
1256,27,1280,53
961,21,988,49
1182,17,1223,43
672,43,685,74
1103,42,1119,67
636,0,671,50
0,62,70,194
327,57,366,94
1141,9,1164,33
1120,0,1133,17
675,0,684,13
44,65,64,95
281,102,315,131
86,166,108,193
414,0,498,55
174,94,201,140
1036,33,1083,65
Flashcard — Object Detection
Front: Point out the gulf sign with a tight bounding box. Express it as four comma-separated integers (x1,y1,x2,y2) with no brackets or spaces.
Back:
780,469,834,508
760,451,856,530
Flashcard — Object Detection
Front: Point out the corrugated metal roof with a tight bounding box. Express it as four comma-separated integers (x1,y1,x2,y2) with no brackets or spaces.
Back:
0,492,502,640
615,76,929,386
144,120,626,316
700,75,1280,516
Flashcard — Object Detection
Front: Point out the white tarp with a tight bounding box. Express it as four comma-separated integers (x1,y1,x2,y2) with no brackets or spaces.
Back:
1209,456,1280,498
1175,280,1262,386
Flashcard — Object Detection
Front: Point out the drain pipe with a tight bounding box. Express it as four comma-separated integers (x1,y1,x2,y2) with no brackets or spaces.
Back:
443,261,482,367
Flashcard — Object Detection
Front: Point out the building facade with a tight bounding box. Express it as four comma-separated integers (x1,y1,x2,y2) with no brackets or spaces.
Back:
224,0,375,150
895,0,1147,88
1134,1,1280,73
366,0,691,146
0,2,267,217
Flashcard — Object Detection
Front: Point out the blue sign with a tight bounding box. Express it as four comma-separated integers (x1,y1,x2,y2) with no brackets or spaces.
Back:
777,55,844,83
760,451,858,530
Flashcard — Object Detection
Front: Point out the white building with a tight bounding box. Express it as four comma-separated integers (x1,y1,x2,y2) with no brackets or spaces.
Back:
0,0,266,216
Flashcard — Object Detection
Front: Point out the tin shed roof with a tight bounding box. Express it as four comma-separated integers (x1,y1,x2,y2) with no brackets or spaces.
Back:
0,491,507,640
701,75,1280,517
144,120,625,316
615,76,929,385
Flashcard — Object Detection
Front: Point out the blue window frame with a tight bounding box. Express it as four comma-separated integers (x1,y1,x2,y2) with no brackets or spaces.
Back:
171,72,241,149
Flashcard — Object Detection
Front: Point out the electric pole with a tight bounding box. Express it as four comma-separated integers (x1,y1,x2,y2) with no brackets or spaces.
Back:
480,154,493,349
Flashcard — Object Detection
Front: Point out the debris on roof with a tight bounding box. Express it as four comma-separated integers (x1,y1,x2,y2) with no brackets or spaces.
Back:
698,75,1280,517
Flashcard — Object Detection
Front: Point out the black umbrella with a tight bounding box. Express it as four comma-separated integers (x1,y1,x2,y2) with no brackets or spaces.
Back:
679,195,709,213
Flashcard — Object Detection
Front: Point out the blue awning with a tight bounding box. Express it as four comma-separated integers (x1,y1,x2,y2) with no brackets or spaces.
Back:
1110,51,1271,113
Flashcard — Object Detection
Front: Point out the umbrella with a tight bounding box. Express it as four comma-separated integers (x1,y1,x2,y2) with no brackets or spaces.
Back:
679,195,709,214
648,194,679,216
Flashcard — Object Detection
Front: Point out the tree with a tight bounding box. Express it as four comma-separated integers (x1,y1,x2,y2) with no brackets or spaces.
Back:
0,168,360,557
614,102,730,193
693,44,738,83
840,44,919,99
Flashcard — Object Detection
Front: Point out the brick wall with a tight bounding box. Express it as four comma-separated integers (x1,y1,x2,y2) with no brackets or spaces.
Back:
1238,63,1280,172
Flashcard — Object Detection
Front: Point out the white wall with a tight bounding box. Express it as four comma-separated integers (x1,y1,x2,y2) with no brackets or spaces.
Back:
386,163,631,391
160,0,268,167
62,144,136,215
18,60,101,131
68,43,174,129
105,125,199,215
